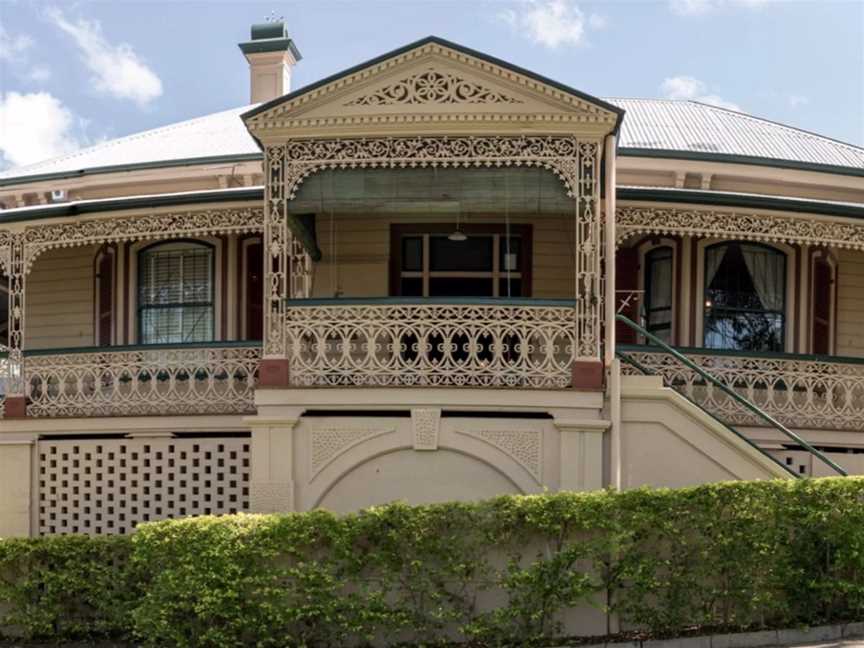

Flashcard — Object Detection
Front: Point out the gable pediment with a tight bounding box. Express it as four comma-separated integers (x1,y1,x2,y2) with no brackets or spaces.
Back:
243,38,622,139
344,68,524,107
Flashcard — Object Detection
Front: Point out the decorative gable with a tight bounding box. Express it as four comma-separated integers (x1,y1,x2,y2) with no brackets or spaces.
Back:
243,38,621,140
344,70,523,106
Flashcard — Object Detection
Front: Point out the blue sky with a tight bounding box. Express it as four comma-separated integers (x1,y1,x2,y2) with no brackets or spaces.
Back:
0,0,862,171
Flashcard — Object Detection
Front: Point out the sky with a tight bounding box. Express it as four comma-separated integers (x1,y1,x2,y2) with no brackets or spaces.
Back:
0,0,862,171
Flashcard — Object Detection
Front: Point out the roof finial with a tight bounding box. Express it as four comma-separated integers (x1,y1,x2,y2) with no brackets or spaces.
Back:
265,10,285,23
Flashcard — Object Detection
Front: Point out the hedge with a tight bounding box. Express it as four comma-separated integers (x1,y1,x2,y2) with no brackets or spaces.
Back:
3,478,864,646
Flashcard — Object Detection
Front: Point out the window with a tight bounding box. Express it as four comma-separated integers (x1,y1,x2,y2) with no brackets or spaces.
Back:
703,242,786,352
644,246,673,343
391,225,531,297
138,241,214,344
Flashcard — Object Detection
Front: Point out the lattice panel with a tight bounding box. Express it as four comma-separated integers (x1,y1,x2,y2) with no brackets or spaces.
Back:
38,437,250,535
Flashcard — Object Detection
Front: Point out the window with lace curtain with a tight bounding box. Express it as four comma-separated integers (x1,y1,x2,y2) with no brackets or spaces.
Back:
703,242,786,352
138,241,214,344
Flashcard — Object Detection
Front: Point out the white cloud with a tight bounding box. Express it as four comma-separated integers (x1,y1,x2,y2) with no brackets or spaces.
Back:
0,92,81,168
500,0,605,48
588,13,607,29
0,23,33,61
669,0,773,15
27,64,51,82
46,8,162,106
788,94,809,108
661,75,742,112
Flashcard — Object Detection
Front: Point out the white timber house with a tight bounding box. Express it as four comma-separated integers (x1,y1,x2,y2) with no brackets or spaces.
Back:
0,23,863,536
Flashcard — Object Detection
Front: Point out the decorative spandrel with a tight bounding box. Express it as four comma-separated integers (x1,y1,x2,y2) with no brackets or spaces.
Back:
345,70,524,106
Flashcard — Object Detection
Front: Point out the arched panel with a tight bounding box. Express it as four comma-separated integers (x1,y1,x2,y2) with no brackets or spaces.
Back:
315,448,522,513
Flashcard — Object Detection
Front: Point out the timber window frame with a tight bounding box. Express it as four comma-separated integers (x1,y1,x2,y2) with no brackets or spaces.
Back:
696,240,794,353
135,239,218,345
389,224,532,298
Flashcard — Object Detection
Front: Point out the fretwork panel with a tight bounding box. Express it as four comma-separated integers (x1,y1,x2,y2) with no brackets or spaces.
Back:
38,437,251,535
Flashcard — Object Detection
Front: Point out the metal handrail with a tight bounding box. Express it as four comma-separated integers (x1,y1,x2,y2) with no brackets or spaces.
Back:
615,314,847,477
617,342,864,368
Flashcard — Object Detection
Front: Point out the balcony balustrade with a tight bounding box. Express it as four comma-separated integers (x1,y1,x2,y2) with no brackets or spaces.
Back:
619,345,864,431
283,298,580,389
21,342,261,418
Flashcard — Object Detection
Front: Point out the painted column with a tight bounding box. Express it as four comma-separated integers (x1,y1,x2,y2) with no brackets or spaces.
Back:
259,146,293,387
570,141,605,389
5,235,26,417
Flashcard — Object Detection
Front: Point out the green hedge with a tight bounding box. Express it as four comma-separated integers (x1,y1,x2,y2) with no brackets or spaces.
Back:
4,478,864,646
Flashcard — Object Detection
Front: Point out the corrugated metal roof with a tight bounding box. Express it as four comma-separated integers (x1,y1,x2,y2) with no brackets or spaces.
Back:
0,105,261,181
610,98,864,169
1,99,862,183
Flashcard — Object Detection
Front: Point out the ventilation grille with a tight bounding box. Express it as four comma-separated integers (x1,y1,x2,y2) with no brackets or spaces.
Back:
38,437,250,535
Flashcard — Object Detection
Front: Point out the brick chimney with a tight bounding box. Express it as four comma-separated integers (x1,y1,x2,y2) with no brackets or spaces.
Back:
238,22,301,104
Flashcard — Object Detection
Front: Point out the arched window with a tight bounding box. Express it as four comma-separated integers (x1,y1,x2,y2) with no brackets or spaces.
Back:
644,246,673,343
703,242,786,352
138,241,214,344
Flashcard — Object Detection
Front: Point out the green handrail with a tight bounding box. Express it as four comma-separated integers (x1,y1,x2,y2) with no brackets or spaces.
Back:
615,313,847,477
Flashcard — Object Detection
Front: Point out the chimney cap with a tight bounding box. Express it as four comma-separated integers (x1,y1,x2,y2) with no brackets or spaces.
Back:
239,22,302,60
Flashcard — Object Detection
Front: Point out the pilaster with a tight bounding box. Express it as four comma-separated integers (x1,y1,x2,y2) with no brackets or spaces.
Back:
246,411,303,513
554,418,610,492
0,436,36,537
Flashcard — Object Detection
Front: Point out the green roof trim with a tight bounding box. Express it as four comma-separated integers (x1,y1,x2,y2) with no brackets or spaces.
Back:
0,153,263,189
238,38,302,59
617,147,864,178
240,35,626,135
0,188,264,224
618,187,864,219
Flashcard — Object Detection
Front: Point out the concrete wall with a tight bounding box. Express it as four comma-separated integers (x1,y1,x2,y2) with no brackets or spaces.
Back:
619,375,789,489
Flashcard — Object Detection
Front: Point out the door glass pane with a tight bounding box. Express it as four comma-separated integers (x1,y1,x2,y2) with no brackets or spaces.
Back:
499,236,521,272
402,237,422,272
400,278,423,296
429,235,493,272
429,277,494,297
498,278,522,297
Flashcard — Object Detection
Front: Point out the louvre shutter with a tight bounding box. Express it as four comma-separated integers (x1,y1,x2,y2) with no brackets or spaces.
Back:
245,241,263,340
812,258,832,355
616,246,639,344
96,249,114,346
